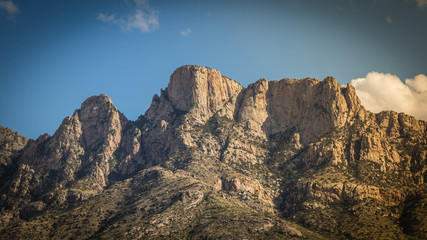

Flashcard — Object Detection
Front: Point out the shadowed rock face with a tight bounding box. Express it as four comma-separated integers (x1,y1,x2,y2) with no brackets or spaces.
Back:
0,126,28,181
0,94,129,222
0,65,425,239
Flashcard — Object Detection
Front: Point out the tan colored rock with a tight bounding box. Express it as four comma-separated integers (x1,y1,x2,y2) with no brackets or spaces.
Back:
233,76,363,142
168,65,243,122
237,78,269,135
222,176,272,204
292,132,302,149
294,181,405,207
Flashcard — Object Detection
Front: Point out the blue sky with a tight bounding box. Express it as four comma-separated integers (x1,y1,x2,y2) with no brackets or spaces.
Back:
1,0,426,139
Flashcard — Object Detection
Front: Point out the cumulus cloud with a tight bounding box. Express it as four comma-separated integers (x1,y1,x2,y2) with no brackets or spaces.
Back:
180,28,192,36
98,0,159,33
406,74,427,92
0,0,19,18
416,0,427,7
351,72,427,120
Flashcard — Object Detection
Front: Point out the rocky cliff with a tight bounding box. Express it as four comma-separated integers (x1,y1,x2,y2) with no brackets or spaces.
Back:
0,126,28,183
0,65,425,239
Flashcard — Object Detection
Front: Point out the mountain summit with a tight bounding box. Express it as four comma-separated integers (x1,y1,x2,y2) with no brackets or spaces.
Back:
0,65,426,239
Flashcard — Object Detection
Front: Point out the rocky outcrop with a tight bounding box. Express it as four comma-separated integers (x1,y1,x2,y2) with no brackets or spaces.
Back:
77,94,128,186
167,65,243,122
0,126,28,180
236,76,363,142
286,181,405,209
18,94,127,187
161,66,363,143
237,79,269,135
168,65,207,113
221,176,272,203
0,94,129,225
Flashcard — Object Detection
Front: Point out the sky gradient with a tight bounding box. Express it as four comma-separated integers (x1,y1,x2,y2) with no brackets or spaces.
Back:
1,0,426,139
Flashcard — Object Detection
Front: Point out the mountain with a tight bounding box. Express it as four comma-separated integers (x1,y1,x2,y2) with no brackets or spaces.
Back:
0,65,425,239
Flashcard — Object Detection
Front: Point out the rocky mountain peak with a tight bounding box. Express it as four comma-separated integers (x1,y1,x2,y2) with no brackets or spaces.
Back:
77,94,127,150
80,93,112,110
0,66,425,239
234,74,363,141
167,65,243,122
0,94,130,219
160,66,363,141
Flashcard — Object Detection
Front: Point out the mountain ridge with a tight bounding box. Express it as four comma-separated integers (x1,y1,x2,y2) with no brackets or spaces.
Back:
0,65,425,239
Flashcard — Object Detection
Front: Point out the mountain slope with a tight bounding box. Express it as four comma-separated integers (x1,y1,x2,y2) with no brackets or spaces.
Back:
0,65,425,239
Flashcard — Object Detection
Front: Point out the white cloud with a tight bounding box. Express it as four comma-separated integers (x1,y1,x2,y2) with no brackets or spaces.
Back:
406,74,427,92
0,0,19,18
98,13,116,23
351,72,427,120
180,28,192,36
416,0,427,7
98,0,159,33
134,0,149,7
123,9,158,32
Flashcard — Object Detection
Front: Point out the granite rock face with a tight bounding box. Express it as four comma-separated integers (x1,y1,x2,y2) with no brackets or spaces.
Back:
0,65,425,239
0,126,28,181
168,65,243,122
0,94,129,225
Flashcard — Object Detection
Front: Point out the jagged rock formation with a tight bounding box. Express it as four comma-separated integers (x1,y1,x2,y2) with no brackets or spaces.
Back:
0,126,28,182
0,65,425,239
